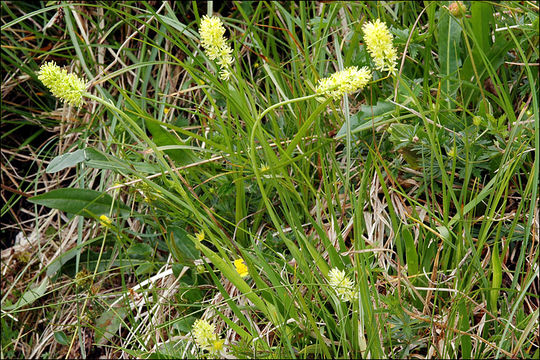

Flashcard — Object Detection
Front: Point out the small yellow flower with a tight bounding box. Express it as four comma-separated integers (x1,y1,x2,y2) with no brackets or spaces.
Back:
199,15,234,81
99,215,112,227
316,66,371,100
362,19,398,75
234,258,249,278
37,61,86,106
195,230,205,242
327,268,357,302
211,338,224,353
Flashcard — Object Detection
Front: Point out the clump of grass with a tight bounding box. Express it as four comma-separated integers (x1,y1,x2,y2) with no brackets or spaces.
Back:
1,1,538,359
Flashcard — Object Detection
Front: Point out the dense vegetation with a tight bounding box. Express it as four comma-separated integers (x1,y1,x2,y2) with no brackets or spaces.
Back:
1,1,538,358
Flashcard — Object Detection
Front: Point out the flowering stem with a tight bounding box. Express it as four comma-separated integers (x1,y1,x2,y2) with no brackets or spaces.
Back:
82,92,183,190
248,93,327,271
83,92,153,145
256,93,320,125
369,73,393,84
250,93,322,163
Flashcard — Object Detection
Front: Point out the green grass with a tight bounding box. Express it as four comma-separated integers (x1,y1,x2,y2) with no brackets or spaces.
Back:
1,1,538,358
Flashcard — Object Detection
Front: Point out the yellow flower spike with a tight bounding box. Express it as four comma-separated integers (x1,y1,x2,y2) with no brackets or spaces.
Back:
362,19,398,75
99,215,112,227
316,66,372,100
234,258,249,278
192,319,215,350
37,61,86,106
327,268,357,302
199,15,234,81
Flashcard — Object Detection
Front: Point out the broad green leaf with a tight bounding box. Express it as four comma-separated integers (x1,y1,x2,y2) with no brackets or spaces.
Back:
54,331,70,346
84,148,160,173
470,2,493,54
145,117,195,165
46,246,79,278
4,278,49,310
461,43,514,106
46,149,86,173
336,101,396,138
94,306,128,345
458,301,472,359
167,226,200,265
28,188,131,217
388,123,426,168
126,243,154,260
172,316,196,334
403,227,419,278
438,3,462,108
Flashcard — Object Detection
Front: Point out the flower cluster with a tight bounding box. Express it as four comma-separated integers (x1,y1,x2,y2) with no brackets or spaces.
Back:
199,15,234,80
99,215,112,227
327,268,357,302
316,66,371,99
37,61,86,107
234,258,249,278
362,19,398,75
191,319,224,356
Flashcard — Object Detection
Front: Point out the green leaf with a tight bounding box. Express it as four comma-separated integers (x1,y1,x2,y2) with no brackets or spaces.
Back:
438,3,462,108
167,226,200,265
470,2,493,54
458,301,472,359
403,227,419,278
196,241,281,325
4,278,49,311
94,306,128,345
28,188,131,217
46,149,86,173
172,316,196,334
54,331,70,346
490,242,502,314
145,118,195,165
127,243,153,260
84,148,160,173
336,100,396,138
46,246,79,278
